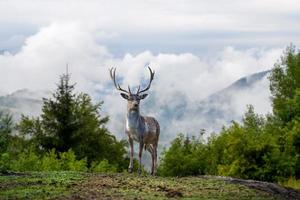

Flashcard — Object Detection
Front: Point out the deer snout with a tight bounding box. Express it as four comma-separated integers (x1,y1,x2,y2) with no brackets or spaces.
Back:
133,102,139,108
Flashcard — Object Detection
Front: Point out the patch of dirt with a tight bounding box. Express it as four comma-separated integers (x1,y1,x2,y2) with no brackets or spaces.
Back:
157,185,183,198
61,174,125,200
62,174,185,200
165,189,183,198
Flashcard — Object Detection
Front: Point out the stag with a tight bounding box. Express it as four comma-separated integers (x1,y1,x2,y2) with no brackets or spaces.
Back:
109,67,160,175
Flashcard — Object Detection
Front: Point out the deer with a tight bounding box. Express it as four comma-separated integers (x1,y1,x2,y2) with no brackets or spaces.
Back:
109,67,160,176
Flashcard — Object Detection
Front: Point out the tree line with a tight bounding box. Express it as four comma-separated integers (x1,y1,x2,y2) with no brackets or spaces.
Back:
0,72,130,173
158,45,300,183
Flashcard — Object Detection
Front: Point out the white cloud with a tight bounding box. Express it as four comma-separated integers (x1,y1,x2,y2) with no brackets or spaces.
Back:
0,23,283,146
0,22,112,95
1,0,299,32
0,0,300,54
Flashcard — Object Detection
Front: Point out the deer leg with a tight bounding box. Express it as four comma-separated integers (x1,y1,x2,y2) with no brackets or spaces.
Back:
146,145,154,175
153,144,158,176
128,137,134,173
151,151,154,175
138,141,144,175
148,145,154,175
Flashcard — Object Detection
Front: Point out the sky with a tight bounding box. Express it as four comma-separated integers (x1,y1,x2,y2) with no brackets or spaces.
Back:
0,0,299,143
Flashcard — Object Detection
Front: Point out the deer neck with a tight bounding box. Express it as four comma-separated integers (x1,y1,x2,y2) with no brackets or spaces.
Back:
126,109,143,131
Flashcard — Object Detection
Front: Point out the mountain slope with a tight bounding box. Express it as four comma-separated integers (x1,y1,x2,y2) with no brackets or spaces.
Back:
190,70,272,132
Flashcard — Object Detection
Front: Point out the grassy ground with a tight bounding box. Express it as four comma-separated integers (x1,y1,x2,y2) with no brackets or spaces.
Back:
281,177,300,190
0,171,85,199
0,172,294,200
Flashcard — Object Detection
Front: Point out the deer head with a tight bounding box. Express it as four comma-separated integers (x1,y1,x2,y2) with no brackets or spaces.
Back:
109,67,155,112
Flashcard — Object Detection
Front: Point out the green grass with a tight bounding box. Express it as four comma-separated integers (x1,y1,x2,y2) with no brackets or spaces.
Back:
71,174,284,200
0,172,287,199
280,177,300,190
0,171,85,199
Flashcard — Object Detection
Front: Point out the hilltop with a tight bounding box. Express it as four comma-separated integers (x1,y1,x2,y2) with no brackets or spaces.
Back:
1,172,299,200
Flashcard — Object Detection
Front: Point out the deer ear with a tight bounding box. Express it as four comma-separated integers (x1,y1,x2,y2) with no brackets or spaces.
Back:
139,94,148,99
120,93,129,100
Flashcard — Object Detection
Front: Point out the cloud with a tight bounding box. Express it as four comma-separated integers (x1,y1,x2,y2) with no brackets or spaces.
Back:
0,22,283,146
1,0,299,31
0,22,112,95
0,0,300,55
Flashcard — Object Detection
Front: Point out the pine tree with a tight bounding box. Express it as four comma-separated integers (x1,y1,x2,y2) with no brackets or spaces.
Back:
19,72,126,165
41,73,77,152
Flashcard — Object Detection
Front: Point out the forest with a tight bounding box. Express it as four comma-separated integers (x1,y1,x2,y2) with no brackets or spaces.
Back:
158,45,300,187
1,45,300,190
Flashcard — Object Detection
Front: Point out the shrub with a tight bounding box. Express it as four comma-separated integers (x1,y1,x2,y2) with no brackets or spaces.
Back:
11,150,41,171
60,150,87,171
40,149,61,171
91,159,117,173
0,153,12,173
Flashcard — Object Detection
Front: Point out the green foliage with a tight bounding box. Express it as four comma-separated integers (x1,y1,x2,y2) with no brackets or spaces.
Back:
159,45,300,183
0,111,13,153
269,44,300,178
159,105,298,182
213,107,295,181
269,45,300,123
0,153,11,172
5,149,87,172
0,72,126,174
40,149,61,171
17,72,126,170
17,116,43,150
91,159,117,173
0,112,14,173
60,150,87,171
0,171,85,199
11,149,41,172
280,177,300,190
41,73,77,152
158,134,207,177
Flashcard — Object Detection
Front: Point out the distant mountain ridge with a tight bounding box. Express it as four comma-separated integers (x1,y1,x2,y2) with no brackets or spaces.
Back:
225,70,271,90
191,70,272,132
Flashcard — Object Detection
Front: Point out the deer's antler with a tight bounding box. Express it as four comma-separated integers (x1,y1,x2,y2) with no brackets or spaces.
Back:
137,66,155,94
109,67,131,94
